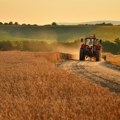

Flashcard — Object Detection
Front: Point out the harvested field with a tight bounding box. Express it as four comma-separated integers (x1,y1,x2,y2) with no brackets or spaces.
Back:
106,55,120,67
0,51,120,120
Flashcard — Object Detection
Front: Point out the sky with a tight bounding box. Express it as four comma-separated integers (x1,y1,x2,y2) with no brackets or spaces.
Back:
0,0,120,25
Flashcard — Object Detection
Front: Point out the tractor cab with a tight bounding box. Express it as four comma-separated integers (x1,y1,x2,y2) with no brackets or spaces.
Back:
85,38,94,45
85,38,96,45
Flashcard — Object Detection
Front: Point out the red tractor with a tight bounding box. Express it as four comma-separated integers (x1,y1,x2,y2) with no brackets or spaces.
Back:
79,35,102,61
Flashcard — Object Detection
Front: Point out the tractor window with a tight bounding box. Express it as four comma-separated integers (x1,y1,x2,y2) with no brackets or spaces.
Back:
86,39,94,45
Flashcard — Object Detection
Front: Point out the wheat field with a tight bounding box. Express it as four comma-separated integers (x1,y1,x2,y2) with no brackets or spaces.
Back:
0,51,119,120
106,54,120,67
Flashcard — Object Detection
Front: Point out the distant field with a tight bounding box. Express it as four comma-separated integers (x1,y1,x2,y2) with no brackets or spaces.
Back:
0,24,120,54
0,24,120,41
0,51,120,120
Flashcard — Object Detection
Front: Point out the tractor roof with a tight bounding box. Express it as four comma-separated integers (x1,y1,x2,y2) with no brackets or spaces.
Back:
85,36,96,39
85,35,96,39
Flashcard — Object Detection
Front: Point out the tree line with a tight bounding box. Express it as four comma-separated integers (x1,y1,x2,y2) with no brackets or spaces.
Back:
0,21,118,26
0,21,58,26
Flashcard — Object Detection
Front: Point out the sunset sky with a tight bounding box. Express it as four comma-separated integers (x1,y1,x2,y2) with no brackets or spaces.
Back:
0,0,120,25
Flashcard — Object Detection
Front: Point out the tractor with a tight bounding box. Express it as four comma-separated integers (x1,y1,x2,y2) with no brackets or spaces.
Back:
79,35,102,61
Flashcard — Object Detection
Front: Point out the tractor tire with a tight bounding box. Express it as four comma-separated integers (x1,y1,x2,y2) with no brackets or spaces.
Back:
79,49,85,61
96,50,101,61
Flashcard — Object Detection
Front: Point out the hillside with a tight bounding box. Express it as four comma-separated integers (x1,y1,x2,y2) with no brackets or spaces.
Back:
59,20,120,25
0,24,120,54
79,20,120,25
0,24,120,42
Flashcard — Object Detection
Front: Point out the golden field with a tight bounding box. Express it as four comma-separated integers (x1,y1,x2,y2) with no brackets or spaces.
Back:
0,51,120,120
106,54,120,67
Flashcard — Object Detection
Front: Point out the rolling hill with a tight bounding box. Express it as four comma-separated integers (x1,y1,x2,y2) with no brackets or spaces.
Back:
0,24,120,54
60,20,120,26
0,24,120,42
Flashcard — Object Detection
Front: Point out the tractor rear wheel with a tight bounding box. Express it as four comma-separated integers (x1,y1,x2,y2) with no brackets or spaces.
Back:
96,50,101,61
79,49,85,61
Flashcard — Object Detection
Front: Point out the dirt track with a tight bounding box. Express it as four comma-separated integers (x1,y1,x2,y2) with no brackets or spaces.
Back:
59,59,120,94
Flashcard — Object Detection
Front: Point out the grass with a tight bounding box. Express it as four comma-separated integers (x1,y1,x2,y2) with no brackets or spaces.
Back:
0,51,119,120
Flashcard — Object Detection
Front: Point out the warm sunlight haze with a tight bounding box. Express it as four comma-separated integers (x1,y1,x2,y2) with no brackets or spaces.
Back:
0,0,120,120
0,0,120,25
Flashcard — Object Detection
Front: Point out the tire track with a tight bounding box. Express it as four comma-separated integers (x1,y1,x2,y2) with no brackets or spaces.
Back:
60,60,120,93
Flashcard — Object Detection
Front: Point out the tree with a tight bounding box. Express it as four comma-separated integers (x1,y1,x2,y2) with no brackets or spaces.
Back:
52,22,57,26
0,22,3,25
96,22,113,26
9,21,13,25
33,24,38,27
4,23,9,25
14,22,19,25
22,23,26,26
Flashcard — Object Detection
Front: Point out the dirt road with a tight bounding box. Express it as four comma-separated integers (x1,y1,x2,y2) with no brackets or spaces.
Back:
59,59,120,94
